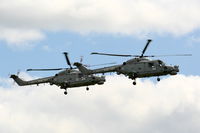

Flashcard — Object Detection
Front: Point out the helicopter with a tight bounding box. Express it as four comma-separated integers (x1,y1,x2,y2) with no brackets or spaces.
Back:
10,52,106,95
74,39,191,85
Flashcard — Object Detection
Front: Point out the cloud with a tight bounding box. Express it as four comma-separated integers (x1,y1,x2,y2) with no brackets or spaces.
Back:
1,0,200,45
0,27,45,46
0,74,200,133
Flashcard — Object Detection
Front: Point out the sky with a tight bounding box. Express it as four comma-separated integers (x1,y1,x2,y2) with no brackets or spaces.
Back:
0,0,200,132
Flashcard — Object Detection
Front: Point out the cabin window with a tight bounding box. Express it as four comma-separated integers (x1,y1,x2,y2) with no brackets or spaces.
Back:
78,73,83,78
149,62,156,70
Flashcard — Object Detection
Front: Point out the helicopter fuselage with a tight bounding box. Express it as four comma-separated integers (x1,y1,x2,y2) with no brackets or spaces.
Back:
10,69,105,90
117,58,179,79
52,69,105,88
74,58,179,80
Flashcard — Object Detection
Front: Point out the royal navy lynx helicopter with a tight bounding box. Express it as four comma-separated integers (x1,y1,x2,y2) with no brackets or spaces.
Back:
74,39,191,85
10,52,105,95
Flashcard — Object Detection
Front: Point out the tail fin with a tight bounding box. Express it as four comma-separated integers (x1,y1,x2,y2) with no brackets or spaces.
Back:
73,62,92,74
10,75,28,86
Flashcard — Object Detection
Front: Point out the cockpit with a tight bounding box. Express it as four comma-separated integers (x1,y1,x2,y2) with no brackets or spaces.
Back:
158,60,165,66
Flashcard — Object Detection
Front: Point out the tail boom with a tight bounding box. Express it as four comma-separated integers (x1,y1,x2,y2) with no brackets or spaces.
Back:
74,62,119,74
10,75,53,86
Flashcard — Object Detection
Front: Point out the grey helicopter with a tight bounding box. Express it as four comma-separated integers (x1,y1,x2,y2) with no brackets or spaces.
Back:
10,52,106,95
74,39,191,85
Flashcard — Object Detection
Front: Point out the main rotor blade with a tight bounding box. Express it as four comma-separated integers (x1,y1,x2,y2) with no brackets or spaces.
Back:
27,68,65,71
141,39,152,57
63,52,73,69
91,52,139,57
144,54,192,57
84,62,117,67
143,54,192,57
91,52,192,58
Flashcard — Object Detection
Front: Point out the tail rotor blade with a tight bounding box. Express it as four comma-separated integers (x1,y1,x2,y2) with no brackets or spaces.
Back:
17,69,21,76
80,56,83,63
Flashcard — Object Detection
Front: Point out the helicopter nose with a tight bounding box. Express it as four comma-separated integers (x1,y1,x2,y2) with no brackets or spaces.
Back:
168,65,179,75
174,65,179,72
100,76,106,82
96,76,106,85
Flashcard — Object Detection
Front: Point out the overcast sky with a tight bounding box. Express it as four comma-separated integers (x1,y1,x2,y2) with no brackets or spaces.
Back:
0,0,200,133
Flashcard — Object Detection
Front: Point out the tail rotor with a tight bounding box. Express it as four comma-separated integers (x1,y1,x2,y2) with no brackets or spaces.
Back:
10,69,21,85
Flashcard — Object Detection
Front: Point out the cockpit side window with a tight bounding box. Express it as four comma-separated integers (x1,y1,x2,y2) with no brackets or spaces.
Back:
158,60,165,66
158,60,162,64
148,62,154,67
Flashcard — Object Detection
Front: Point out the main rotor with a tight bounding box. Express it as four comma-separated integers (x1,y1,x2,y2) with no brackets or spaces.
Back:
27,52,73,71
26,52,117,72
91,39,192,58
